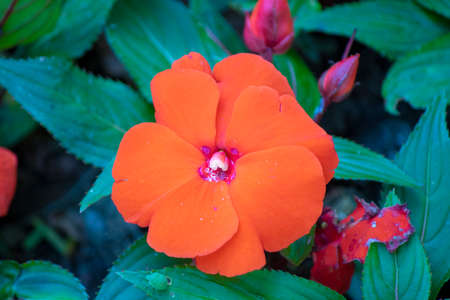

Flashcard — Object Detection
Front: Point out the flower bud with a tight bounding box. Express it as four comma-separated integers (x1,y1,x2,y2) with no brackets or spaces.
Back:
243,0,294,60
318,54,360,104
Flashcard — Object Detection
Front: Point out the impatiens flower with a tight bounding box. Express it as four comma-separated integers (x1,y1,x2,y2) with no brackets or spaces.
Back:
315,30,359,121
0,147,17,217
311,197,414,293
112,52,338,276
311,209,355,294
243,0,294,61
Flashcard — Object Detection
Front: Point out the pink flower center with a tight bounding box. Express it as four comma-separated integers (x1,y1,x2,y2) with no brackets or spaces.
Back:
198,147,239,183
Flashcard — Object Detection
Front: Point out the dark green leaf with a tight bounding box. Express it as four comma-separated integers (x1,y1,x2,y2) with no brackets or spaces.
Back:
119,266,345,300
0,260,20,299
298,0,450,59
394,98,450,299
190,0,246,54
106,0,227,101
80,159,114,212
333,136,418,187
0,0,62,50
383,189,402,207
0,94,37,147
0,57,154,167
0,260,87,300
362,235,431,300
23,0,117,58
290,0,322,29
96,237,189,300
416,0,450,19
382,33,450,114
274,51,321,117
281,225,315,266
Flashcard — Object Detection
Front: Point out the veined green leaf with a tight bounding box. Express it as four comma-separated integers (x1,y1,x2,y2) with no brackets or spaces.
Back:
416,0,450,19
0,57,154,167
274,51,321,117
362,235,431,300
23,0,117,58
394,98,450,299
0,93,37,147
96,237,189,300
80,159,114,212
0,0,62,50
333,136,418,187
0,260,87,300
119,266,345,300
298,0,450,59
281,225,315,266
382,34,450,114
106,0,227,101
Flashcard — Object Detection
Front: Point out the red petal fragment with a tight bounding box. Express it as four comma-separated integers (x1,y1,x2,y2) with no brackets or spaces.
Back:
340,199,414,263
315,208,340,250
0,147,17,217
341,197,379,226
311,242,355,294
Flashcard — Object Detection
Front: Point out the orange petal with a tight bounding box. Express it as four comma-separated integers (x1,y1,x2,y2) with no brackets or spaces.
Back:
212,53,294,146
225,86,338,182
112,123,203,227
148,179,238,258
230,146,325,251
171,52,212,75
340,199,414,263
0,147,17,217
151,68,219,149
196,214,265,277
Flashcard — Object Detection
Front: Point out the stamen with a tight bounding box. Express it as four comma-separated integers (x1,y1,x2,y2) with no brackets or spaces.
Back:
209,151,229,171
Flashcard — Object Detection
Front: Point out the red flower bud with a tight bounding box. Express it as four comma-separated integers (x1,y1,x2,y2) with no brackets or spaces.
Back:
318,54,360,104
243,0,294,60
0,147,17,217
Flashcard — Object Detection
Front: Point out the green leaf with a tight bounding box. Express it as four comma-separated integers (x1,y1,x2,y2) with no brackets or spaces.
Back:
290,0,322,29
96,237,189,300
119,266,345,300
0,93,37,147
23,0,117,58
416,0,450,19
106,0,227,101
394,98,450,299
333,136,418,187
0,260,87,300
384,189,401,207
281,225,315,266
382,33,450,114
0,0,62,50
274,51,321,117
298,0,450,59
0,260,20,299
80,159,114,212
0,56,154,167
190,0,246,54
362,235,431,300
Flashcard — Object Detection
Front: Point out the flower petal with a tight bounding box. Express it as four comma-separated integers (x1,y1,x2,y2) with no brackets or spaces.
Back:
148,179,238,258
340,201,414,263
171,52,212,74
225,86,338,182
112,123,203,226
230,146,325,251
0,147,17,217
212,53,294,146
196,214,265,277
151,68,219,149
311,243,355,294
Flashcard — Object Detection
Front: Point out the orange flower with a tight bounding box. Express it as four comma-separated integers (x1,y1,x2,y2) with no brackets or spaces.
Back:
112,52,338,276
0,147,17,217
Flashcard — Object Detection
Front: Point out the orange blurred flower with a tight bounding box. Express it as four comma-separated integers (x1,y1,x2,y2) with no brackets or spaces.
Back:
243,0,294,61
112,52,338,276
0,147,17,217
